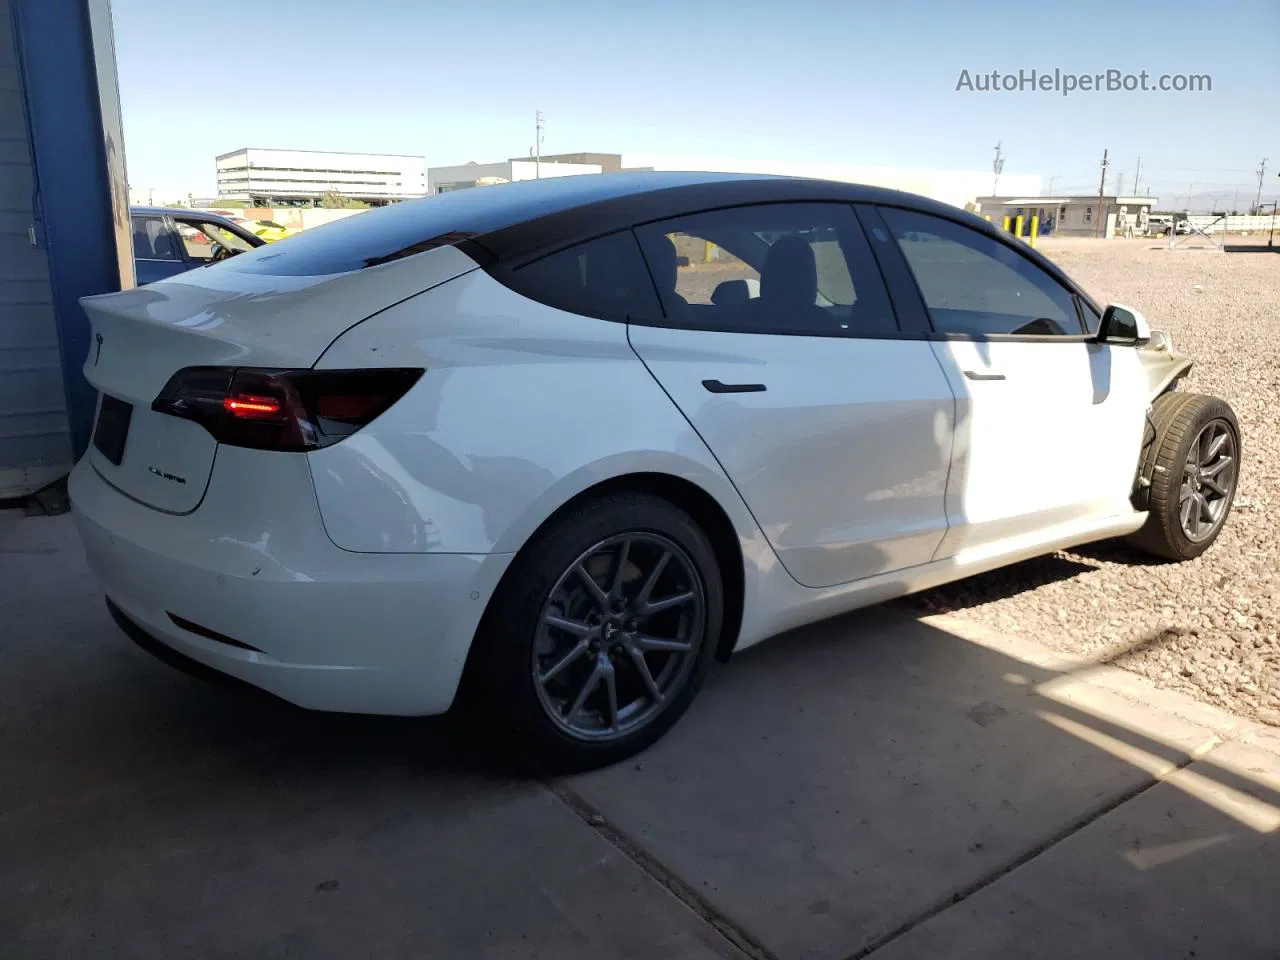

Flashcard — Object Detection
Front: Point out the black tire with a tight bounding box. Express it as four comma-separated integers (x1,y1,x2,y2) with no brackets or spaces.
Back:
468,491,724,772
1127,392,1240,561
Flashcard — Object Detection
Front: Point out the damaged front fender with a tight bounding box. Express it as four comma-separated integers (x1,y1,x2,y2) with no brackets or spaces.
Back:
1137,329,1194,401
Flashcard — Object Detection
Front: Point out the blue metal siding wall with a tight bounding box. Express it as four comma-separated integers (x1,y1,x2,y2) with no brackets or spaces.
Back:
7,0,129,490
0,0,71,498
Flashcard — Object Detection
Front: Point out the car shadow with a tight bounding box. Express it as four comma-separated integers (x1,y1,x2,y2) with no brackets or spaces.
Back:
4,516,1279,959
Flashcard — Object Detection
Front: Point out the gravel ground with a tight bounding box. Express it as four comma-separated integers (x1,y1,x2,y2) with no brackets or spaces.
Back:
905,237,1280,725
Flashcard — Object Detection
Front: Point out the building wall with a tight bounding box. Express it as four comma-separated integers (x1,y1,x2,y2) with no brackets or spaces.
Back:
217,148,426,203
428,160,601,194
0,0,72,498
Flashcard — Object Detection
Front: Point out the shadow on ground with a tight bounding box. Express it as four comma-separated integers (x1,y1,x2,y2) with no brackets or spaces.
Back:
2,513,1277,960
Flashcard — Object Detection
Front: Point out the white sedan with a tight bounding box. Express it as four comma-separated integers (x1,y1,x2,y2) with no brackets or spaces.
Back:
72,173,1240,770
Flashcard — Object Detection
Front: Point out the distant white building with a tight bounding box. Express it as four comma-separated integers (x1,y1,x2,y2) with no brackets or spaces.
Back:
428,158,604,194
427,152,1041,210
216,148,426,206
975,195,1159,238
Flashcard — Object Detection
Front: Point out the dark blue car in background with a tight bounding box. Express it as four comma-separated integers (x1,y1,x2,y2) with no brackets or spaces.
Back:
129,207,265,285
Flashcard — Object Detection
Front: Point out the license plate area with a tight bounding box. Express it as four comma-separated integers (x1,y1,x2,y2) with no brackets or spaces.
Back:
93,394,133,466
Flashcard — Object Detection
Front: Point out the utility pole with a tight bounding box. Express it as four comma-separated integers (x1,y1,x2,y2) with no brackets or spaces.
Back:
992,141,1004,196
534,110,545,180
1133,156,1141,196
1116,172,1126,197
1233,187,1239,215
1254,158,1268,214
1047,175,1058,195
1094,148,1109,238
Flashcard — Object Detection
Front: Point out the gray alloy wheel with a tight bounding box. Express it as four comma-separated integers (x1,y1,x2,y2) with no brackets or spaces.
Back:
532,532,706,742
1178,418,1237,543
1128,392,1240,562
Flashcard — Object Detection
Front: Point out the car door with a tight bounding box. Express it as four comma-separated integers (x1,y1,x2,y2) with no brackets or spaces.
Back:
130,215,187,284
628,202,955,590
870,205,1149,560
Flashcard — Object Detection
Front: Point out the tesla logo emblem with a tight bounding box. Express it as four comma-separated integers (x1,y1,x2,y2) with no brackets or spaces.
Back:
148,466,187,485
93,333,103,366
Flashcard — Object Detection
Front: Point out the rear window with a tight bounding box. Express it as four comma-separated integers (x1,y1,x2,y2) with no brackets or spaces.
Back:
219,175,699,278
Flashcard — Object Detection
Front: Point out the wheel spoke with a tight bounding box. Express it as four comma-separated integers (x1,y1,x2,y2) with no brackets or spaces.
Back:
633,633,692,653
544,614,594,639
1179,481,1195,503
603,663,619,731
635,550,672,608
539,639,590,685
1180,494,1195,531
641,590,696,617
627,645,663,703
566,662,603,722
575,563,611,612
1201,475,1229,497
1201,455,1233,480
610,538,631,597
1202,430,1228,465
1197,493,1214,526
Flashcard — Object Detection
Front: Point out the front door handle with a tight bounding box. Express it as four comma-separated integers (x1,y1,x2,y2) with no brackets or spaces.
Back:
963,370,1006,381
702,379,767,394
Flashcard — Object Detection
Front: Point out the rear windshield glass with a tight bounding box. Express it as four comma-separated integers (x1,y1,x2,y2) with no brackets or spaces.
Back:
218,172,746,277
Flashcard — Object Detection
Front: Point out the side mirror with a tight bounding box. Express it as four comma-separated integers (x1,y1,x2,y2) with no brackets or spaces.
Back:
1097,303,1151,345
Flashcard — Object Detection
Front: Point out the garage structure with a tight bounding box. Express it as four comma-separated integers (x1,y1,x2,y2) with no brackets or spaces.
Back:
0,0,130,500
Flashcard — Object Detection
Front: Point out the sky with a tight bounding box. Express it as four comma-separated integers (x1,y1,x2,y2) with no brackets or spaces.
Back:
112,0,1279,207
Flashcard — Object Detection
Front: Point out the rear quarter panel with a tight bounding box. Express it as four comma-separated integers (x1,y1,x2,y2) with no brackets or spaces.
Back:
309,269,769,564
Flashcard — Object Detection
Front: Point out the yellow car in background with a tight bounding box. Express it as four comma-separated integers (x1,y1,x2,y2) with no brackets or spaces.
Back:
229,217,298,243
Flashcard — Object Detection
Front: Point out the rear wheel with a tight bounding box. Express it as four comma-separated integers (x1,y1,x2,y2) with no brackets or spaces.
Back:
471,491,723,771
1128,393,1240,561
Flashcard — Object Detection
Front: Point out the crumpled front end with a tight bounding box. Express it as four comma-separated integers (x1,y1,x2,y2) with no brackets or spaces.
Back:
1137,329,1194,401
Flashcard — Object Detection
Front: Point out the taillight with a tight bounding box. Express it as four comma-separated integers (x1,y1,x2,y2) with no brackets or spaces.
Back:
152,367,423,452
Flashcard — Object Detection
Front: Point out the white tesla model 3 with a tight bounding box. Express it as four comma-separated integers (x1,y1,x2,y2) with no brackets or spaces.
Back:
71,172,1240,769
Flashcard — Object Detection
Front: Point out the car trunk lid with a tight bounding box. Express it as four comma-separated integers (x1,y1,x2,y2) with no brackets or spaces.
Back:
79,246,478,512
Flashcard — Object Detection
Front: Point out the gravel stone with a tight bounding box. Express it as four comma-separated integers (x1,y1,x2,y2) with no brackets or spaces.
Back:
904,236,1279,725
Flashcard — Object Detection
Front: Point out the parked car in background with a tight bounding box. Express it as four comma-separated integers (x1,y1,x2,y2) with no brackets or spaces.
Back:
85,175,1241,770
129,207,265,285
228,216,298,243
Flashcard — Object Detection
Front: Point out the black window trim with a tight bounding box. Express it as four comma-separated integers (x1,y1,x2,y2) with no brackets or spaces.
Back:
483,190,1108,344
869,202,1098,343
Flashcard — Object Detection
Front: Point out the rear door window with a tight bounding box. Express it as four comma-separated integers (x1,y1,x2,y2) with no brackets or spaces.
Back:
130,216,180,261
633,202,899,337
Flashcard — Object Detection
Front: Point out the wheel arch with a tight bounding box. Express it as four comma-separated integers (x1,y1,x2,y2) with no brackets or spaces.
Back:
485,470,749,665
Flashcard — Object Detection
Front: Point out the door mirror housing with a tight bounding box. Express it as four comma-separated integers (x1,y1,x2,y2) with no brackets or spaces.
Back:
1097,303,1151,345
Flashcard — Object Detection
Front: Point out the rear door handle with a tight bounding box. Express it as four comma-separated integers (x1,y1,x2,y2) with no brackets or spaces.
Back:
963,370,1006,381
702,379,767,394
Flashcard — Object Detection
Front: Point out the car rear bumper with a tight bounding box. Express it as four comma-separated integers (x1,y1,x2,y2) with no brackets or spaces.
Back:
69,449,514,715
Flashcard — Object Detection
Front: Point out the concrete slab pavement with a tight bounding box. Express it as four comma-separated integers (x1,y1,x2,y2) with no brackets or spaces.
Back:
0,512,745,960
4,511,1279,959
564,611,1280,960
868,738,1280,960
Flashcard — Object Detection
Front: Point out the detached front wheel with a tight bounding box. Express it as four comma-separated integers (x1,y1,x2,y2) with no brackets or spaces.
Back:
1129,392,1240,561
